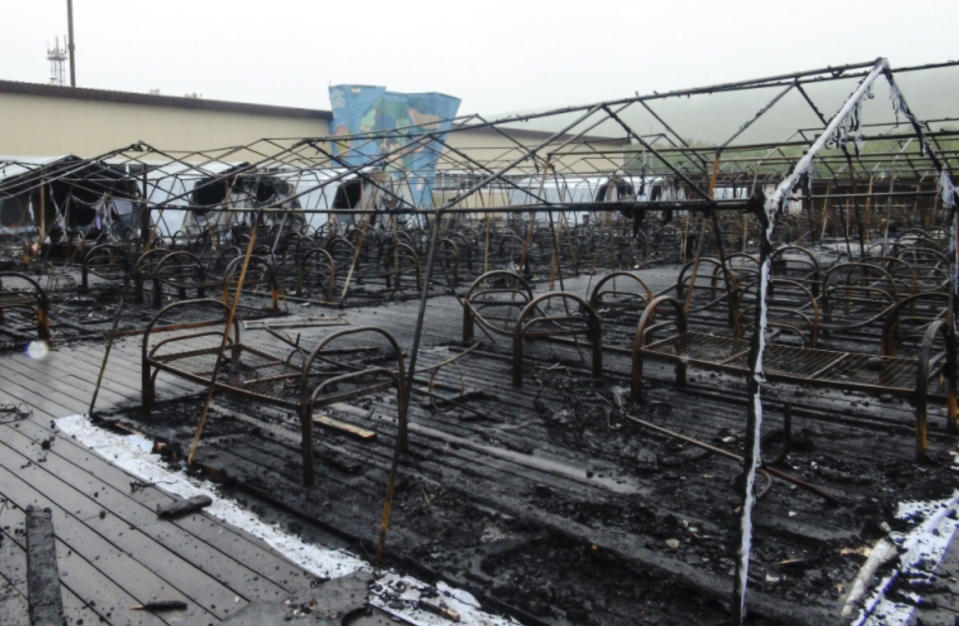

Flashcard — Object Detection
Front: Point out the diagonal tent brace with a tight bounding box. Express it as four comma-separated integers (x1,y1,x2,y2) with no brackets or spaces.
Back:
187,213,261,467
880,68,959,334
732,57,897,624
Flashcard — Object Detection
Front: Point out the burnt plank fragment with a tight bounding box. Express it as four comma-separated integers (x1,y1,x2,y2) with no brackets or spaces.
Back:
156,494,212,519
25,506,63,626
223,570,374,625
131,600,188,611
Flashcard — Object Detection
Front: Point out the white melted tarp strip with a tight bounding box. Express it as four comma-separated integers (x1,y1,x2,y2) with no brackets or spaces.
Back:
940,167,957,210
734,58,892,620
734,254,771,619
55,414,520,626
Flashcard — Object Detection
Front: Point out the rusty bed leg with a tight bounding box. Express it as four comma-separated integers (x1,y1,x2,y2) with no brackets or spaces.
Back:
913,394,928,462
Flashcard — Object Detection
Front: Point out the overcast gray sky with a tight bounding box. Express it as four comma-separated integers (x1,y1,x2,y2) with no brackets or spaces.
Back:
0,0,955,116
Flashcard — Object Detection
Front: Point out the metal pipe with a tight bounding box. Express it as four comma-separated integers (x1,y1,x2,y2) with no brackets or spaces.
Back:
639,100,709,172
620,413,838,504
187,215,259,466
542,130,959,160
721,83,795,150
88,298,124,416
66,0,76,87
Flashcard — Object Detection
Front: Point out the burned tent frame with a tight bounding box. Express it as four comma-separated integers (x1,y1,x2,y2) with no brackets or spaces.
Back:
0,152,146,246
181,162,306,239
315,57,957,623
1,56,955,623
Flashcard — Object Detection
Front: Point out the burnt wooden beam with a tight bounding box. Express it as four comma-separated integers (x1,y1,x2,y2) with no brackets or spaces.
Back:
156,495,213,520
25,506,64,626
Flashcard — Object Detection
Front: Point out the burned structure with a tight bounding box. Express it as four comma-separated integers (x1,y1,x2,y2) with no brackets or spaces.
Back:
0,58,958,625
0,154,146,248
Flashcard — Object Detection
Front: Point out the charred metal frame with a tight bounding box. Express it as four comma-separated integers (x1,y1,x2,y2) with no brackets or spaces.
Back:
1,56,956,625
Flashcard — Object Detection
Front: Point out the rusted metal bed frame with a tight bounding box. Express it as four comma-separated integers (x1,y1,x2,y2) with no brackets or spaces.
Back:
512,291,602,387
0,271,50,343
631,294,958,460
462,269,535,345
288,245,336,301
150,250,226,306
132,247,169,303
150,250,282,311
461,269,602,387
586,270,654,350
80,242,133,291
141,298,408,485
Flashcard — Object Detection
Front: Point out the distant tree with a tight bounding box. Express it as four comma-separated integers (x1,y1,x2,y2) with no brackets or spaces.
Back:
184,92,202,99
148,88,161,95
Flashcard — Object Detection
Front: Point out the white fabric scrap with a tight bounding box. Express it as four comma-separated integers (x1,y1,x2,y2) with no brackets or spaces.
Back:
940,169,957,209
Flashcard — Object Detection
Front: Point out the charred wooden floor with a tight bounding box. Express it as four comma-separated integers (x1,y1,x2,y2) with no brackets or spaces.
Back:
0,315,437,625
0,393,343,624
1,270,958,625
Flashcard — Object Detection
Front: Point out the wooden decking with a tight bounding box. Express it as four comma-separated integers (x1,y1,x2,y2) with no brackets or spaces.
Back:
1,271,958,624
0,341,340,624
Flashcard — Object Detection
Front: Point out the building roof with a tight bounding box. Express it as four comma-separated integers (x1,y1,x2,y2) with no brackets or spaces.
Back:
0,79,629,144
0,79,332,120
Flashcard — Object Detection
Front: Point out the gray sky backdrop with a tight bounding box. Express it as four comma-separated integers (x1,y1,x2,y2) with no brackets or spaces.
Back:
0,0,955,140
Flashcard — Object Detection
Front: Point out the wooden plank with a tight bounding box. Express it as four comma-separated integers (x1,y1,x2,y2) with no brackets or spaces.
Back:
0,363,80,417
25,506,65,626
0,504,30,626
0,443,228,623
0,521,166,626
43,431,312,592
63,344,204,411
0,500,106,626
0,388,59,425
0,430,272,614
11,334,215,410
314,414,377,440
0,584,30,626
0,346,157,417
2,350,131,410
67,340,215,401
47,343,153,396
1,416,309,599
69,342,196,392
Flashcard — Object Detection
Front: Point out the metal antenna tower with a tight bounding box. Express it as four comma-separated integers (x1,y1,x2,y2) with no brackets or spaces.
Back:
47,36,68,86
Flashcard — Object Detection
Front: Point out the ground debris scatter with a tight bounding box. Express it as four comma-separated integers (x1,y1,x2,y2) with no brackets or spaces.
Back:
91,302,958,626
0,58,958,626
